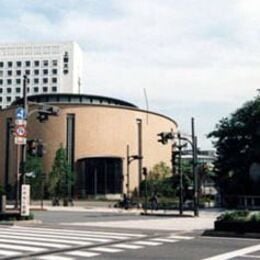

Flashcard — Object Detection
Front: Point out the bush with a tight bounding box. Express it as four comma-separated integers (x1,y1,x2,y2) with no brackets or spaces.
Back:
217,210,260,222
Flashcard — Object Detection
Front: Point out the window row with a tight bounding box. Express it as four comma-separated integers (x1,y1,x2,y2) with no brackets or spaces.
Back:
0,60,58,68
0,69,58,77
0,86,58,95
0,77,58,85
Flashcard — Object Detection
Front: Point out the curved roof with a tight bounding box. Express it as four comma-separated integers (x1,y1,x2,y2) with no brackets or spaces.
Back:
11,93,137,108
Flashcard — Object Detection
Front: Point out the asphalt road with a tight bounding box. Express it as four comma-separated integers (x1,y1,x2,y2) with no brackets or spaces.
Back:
25,210,260,260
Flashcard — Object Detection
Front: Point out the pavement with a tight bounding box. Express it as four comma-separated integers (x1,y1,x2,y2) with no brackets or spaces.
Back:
28,200,224,232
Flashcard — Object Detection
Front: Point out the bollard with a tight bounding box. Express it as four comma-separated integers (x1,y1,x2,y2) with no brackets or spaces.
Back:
0,195,6,213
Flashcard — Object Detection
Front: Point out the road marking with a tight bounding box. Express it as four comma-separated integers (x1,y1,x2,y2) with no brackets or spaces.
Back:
0,238,68,248
168,235,194,240
66,250,100,257
0,249,21,256
90,247,123,253
38,256,74,260
245,255,260,259
0,243,45,252
12,226,145,238
111,243,144,249
202,244,260,260
0,233,90,245
134,241,163,246
151,238,178,243
0,230,111,243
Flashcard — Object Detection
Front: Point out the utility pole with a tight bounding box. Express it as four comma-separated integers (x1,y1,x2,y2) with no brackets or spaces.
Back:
177,132,183,215
192,117,199,217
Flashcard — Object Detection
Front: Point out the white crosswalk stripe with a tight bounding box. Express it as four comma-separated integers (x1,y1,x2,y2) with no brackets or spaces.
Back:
0,226,194,259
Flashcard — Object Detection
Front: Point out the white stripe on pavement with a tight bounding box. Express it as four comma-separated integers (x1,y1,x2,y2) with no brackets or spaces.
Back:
0,231,110,243
0,234,90,245
0,238,68,248
12,226,145,237
0,249,21,256
66,250,100,257
90,247,123,253
202,244,260,260
0,243,45,252
245,255,260,259
38,256,74,260
134,241,163,246
151,238,178,243
168,235,194,240
9,228,129,240
111,243,144,249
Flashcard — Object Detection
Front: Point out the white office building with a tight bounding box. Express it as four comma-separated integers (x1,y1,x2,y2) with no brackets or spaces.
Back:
0,42,83,109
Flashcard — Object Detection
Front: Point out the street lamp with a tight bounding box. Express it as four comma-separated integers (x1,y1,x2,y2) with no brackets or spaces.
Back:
126,144,143,197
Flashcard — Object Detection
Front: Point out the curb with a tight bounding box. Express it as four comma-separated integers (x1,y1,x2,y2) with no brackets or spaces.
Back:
0,219,42,226
202,229,260,239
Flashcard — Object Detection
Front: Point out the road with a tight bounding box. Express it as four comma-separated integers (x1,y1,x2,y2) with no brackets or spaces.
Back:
0,209,258,259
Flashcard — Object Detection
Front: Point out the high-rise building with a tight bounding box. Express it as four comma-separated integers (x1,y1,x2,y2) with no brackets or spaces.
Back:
0,41,83,109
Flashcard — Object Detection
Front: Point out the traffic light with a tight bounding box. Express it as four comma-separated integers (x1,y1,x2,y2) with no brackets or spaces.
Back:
37,105,59,123
27,139,37,156
27,139,46,157
157,132,174,144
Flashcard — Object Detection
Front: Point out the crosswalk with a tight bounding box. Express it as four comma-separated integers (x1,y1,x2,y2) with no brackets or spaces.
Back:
0,226,194,259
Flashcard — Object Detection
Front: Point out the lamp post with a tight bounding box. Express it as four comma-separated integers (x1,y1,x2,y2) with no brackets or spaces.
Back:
126,144,143,197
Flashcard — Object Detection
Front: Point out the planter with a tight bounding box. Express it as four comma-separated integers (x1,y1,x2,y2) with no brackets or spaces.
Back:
215,220,260,233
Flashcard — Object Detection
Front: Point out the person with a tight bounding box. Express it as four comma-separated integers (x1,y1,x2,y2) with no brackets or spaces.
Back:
123,193,129,210
150,193,158,210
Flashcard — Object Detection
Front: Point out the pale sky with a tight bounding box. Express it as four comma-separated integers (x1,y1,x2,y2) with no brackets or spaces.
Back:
1,0,260,149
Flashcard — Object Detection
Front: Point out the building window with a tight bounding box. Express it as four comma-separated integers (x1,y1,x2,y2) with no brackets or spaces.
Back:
7,88,12,93
34,78,39,84
16,70,21,76
16,61,22,67
34,87,39,93
0,79,2,85
43,78,48,84
43,86,48,92
16,88,21,93
34,60,40,67
43,60,48,66
52,86,57,92
25,70,30,75
7,62,12,68
27,87,30,93
0,71,3,77
0,62,3,68
34,69,39,75
0,97,2,102
0,88,2,93
7,79,12,85
7,70,12,76
25,61,31,67
43,69,48,75
52,77,57,84
15,96,20,100
6,97,11,102
16,79,21,85
52,69,57,75
52,60,58,66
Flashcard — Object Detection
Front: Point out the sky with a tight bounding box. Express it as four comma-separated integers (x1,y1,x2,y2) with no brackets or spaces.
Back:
1,0,260,149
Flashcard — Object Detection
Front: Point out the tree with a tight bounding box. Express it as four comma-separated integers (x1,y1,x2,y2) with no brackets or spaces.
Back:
25,155,44,200
208,96,260,196
48,145,74,205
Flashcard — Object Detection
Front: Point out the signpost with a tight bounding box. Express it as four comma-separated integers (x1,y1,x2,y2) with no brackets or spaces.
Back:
21,184,30,216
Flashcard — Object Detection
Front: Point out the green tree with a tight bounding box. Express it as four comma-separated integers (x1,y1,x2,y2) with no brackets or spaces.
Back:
208,96,260,196
25,155,44,200
48,145,74,205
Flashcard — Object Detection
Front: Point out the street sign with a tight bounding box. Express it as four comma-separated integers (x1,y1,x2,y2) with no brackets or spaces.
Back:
15,107,26,120
14,136,27,145
15,119,27,126
14,125,27,137
21,184,30,216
